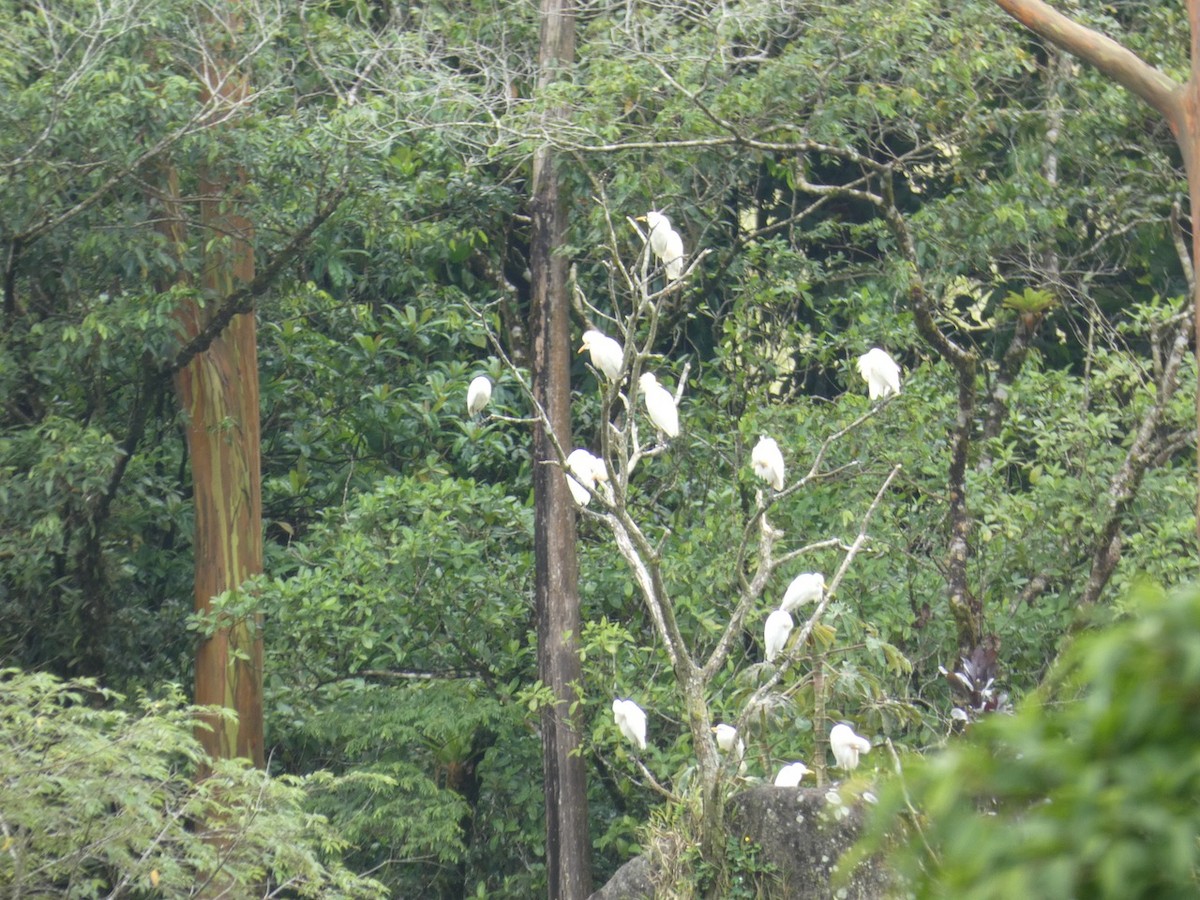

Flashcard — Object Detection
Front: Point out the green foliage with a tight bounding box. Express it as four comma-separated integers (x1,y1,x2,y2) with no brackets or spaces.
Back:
2,0,1198,894
259,287,527,523
255,475,546,896
0,668,386,898
853,581,1200,898
638,802,780,899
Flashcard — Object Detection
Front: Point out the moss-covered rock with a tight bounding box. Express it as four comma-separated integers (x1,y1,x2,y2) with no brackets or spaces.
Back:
589,785,891,899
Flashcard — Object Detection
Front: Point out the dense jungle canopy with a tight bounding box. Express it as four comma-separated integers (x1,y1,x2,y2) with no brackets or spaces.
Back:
1,0,1197,896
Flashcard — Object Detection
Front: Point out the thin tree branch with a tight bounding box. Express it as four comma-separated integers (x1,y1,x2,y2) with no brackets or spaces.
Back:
163,183,348,376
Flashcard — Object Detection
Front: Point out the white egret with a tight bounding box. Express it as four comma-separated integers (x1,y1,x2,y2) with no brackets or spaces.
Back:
751,436,785,491
638,372,680,438
466,375,492,416
712,723,747,773
773,762,810,787
579,329,625,382
780,572,825,613
829,723,871,771
642,211,685,281
612,698,647,750
856,348,902,400
565,448,609,507
764,608,794,663
661,228,684,281
712,723,745,757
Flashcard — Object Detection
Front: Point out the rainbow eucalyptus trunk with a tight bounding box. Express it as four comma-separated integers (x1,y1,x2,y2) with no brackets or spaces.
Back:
172,34,264,768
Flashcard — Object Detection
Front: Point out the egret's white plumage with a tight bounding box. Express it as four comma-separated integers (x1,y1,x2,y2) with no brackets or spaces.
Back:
639,372,680,438
645,211,673,258
857,348,902,400
751,436,786,491
773,762,810,787
612,698,647,750
830,723,871,771
644,211,685,281
712,723,746,772
566,448,609,507
712,723,743,756
661,229,684,281
780,572,825,613
580,329,625,382
466,375,492,416
764,608,794,663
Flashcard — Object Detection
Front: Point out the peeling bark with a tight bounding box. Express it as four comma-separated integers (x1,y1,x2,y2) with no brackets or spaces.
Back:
174,16,265,768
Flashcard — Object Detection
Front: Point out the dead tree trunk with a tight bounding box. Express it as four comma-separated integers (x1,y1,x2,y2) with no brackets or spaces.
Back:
530,0,592,893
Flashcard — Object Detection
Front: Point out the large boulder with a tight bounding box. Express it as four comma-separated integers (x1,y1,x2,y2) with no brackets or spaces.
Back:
588,853,656,900
728,785,890,898
589,785,891,899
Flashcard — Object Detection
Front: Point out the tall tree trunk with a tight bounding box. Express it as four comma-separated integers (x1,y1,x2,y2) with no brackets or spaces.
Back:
530,0,591,893
173,19,265,767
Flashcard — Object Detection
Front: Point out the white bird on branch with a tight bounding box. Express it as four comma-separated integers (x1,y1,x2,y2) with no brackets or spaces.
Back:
764,608,794,663
751,435,785,491
641,211,685,281
565,448,609,507
612,698,647,750
712,723,745,757
638,372,680,439
466,375,492,416
712,722,747,773
773,762,810,787
856,347,901,400
579,329,625,382
780,572,825,613
829,723,872,771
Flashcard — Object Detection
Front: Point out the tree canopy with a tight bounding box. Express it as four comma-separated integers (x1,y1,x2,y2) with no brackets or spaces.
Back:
0,0,1196,895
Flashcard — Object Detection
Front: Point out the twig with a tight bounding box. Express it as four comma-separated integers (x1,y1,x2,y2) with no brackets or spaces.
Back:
631,755,683,804
885,737,939,865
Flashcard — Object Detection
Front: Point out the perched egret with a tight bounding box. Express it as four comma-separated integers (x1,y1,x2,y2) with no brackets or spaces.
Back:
773,762,811,787
466,375,492,416
829,723,871,771
780,572,825,613
661,229,684,281
712,723,744,757
857,348,902,400
751,435,786,491
712,723,747,773
612,698,647,750
764,608,794,663
638,372,680,438
642,211,685,281
565,448,609,507
579,329,625,382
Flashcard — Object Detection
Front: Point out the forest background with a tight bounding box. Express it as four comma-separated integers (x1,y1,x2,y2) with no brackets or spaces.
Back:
1,0,1197,896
